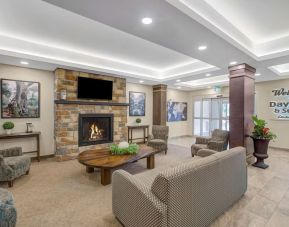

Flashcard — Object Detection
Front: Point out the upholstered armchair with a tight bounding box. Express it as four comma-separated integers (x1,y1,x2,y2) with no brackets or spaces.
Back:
0,147,31,187
0,188,17,227
191,129,229,157
147,125,169,154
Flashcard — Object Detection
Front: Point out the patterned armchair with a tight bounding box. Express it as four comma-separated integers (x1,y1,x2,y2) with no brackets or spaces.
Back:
191,129,229,157
0,188,17,227
0,147,31,187
147,125,169,154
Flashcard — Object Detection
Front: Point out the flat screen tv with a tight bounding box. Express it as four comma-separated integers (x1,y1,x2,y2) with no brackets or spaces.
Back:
77,77,113,100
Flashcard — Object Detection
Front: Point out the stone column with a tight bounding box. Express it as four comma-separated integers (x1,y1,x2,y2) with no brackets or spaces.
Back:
153,84,167,126
228,63,255,164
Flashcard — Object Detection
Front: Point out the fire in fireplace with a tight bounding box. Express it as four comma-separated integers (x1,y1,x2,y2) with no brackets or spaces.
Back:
79,114,113,146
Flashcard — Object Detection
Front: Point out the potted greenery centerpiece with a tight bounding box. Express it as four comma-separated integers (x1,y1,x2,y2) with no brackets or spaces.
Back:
135,118,141,125
110,141,139,155
3,121,15,134
251,116,276,169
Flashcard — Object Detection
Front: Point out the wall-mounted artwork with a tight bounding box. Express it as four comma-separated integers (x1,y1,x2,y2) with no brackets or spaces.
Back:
1,79,40,118
167,101,187,122
129,92,145,116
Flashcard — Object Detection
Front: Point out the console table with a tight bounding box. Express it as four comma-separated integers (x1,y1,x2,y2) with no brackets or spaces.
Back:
0,132,41,162
127,125,149,143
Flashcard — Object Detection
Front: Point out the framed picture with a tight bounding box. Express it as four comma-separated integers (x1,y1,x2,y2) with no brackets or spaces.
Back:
167,101,187,122
129,91,145,116
1,79,40,118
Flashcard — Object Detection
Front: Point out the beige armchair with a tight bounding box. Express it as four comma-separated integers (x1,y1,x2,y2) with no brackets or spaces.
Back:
147,125,169,154
191,129,229,157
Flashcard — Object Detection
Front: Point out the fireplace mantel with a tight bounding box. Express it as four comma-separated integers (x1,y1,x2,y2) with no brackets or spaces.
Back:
55,100,129,106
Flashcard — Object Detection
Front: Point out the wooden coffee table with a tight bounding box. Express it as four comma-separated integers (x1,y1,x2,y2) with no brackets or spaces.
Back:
78,145,157,185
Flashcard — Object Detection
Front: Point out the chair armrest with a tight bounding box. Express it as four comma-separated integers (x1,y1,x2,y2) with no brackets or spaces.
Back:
195,136,211,144
208,140,226,151
148,134,154,141
0,147,22,157
112,170,167,227
0,155,3,165
197,149,218,157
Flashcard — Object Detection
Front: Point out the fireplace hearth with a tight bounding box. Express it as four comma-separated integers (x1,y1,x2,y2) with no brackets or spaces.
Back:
79,114,114,147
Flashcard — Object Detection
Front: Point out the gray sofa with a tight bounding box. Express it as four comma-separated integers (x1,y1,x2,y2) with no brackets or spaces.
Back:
0,147,31,187
112,147,247,227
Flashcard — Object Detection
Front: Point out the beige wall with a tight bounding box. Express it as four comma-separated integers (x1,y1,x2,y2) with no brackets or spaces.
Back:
0,64,54,156
126,83,153,141
255,78,289,149
167,89,192,137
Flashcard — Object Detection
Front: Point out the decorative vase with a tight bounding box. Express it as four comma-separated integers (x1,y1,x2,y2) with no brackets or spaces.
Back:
252,138,270,169
5,129,12,135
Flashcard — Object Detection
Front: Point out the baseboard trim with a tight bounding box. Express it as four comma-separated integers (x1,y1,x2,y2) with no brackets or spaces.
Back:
169,135,193,139
31,154,55,161
269,146,289,152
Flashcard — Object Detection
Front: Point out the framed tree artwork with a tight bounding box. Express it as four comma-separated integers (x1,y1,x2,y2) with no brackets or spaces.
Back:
1,79,40,118
167,101,187,122
129,91,145,116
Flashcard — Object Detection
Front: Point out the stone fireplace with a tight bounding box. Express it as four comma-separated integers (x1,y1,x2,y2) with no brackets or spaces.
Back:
54,69,128,161
78,113,114,146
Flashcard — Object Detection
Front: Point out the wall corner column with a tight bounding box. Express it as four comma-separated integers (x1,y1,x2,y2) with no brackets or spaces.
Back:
228,63,255,164
153,84,167,126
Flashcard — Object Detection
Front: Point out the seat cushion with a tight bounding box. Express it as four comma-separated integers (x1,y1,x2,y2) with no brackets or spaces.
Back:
149,139,166,144
4,156,31,170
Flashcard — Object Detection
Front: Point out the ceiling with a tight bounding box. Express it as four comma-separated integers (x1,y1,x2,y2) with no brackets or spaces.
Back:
0,0,288,90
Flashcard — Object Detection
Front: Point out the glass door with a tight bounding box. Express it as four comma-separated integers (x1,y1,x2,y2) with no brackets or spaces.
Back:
193,98,229,136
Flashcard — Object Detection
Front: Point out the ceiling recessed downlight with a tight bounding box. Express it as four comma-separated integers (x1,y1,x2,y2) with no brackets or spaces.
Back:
139,80,144,83
198,45,207,50
176,79,181,82
205,73,211,77
255,73,261,76
142,17,152,25
177,86,181,89
229,61,238,65
20,61,29,65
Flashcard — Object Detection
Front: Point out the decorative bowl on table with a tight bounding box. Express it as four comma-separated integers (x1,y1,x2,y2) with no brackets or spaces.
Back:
110,142,139,155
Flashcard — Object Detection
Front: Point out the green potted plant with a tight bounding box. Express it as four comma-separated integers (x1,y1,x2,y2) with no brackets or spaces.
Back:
3,121,15,134
251,116,276,169
135,118,141,125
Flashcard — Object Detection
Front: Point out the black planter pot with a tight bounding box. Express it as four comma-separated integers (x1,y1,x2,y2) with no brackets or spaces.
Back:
252,138,270,169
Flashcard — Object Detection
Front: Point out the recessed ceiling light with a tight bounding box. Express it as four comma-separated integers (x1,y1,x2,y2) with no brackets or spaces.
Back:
142,17,152,25
177,86,181,89
198,45,207,50
205,73,211,77
207,86,212,89
20,61,29,65
230,61,238,65
176,79,181,82
139,80,144,83
255,73,261,76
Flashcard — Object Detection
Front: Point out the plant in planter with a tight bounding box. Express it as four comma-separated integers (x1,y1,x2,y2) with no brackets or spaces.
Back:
3,121,15,134
110,142,139,155
135,118,142,124
251,115,276,169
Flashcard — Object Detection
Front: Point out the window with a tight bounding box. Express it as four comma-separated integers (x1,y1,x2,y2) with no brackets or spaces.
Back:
193,98,229,136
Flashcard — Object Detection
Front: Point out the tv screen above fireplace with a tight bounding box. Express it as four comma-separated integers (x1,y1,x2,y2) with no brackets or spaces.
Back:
77,77,113,100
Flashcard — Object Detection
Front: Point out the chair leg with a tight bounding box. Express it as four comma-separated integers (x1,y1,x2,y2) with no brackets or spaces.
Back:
26,169,30,175
8,180,13,187
191,153,195,157
165,147,168,155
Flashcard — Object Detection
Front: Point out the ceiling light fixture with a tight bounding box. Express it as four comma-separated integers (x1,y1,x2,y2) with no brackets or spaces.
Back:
255,73,261,76
176,79,181,82
139,80,144,83
142,17,153,25
177,86,181,89
205,73,211,77
198,45,207,50
20,61,29,65
229,61,238,65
